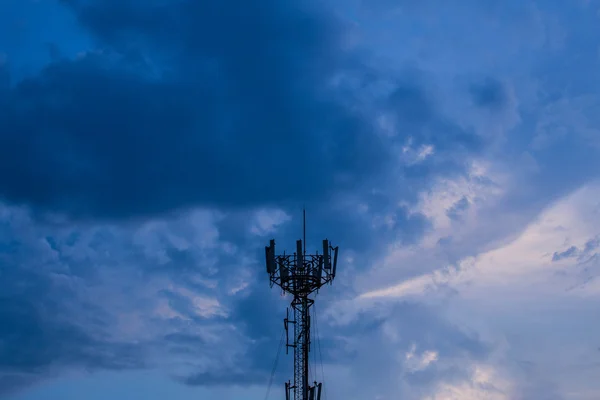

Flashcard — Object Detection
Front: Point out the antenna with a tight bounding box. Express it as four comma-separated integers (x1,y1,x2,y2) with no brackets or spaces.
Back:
303,207,306,257
265,212,339,400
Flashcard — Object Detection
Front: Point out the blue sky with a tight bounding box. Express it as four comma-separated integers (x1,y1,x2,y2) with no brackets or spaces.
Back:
1,0,600,399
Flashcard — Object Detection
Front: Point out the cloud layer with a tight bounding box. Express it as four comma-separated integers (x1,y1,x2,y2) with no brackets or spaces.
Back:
1,0,600,399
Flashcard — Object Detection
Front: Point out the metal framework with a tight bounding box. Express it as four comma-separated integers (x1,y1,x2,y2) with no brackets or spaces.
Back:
265,214,338,400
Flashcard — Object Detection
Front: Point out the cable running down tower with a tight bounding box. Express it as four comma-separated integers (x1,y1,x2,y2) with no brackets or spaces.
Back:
264,211,338,400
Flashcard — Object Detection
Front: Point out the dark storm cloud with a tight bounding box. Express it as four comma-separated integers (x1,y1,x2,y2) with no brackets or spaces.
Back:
0,0,485,222
0,0,392,220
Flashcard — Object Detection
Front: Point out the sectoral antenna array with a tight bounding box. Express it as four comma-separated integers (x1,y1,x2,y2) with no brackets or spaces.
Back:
265,215,339,400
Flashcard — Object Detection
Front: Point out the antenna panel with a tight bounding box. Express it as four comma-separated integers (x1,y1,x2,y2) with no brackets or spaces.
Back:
314,255,323,279
332,246,338,277
280,260,289,283
322,240,330,269
266,240,276,274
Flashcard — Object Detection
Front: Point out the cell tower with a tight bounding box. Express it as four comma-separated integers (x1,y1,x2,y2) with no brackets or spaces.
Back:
265,210,338,400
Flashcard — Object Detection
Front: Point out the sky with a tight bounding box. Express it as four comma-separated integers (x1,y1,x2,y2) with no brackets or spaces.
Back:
0,0,600,399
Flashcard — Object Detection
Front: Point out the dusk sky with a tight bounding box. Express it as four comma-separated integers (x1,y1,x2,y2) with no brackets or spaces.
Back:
1,0,600,399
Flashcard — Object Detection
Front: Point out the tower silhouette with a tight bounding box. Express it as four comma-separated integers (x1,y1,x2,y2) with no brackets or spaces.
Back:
265,211,338,400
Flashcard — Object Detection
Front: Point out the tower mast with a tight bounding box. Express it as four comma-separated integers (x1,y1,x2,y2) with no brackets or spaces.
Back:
265,211,339,400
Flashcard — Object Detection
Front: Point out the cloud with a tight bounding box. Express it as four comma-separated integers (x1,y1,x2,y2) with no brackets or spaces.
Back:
426,364,512,400
552,246,578,262
249,209,291,237
0,0,383,220
0,0,489,226
0,202,289,394
2,0,600,399
347,181,600,398
0,209,147,396
318,299,494,399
